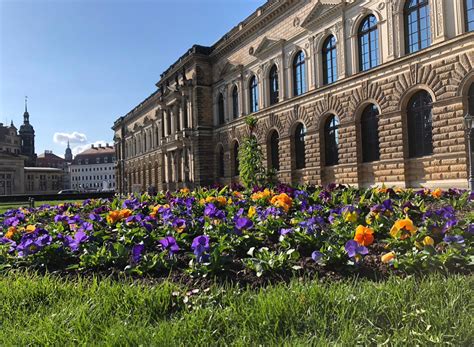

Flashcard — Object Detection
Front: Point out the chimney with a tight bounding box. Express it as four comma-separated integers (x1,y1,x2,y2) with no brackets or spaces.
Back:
91,144,95,149
99,144,102,148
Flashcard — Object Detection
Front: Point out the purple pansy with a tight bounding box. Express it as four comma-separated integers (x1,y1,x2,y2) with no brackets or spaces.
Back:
443,234,464,244
131,244,145,264
311,251,324,263
64,230,89,252
234,217,253,231
191,235,210,263
159,236,180,256
345,240,368,261
204,203,225,220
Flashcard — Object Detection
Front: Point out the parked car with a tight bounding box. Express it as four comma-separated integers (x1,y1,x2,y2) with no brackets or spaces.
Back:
57,189,80,195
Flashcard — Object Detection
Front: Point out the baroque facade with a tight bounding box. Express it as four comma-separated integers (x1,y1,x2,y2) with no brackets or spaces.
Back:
113,0,474,194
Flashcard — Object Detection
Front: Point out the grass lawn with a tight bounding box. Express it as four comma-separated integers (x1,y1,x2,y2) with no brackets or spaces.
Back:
0,272,472,345
0,200,82,214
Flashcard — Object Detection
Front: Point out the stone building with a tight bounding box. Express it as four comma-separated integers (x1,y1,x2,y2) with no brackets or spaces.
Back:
0,122,25,195
37,149,72,189
113,0,474,193
70,144,116,191
24,167,64,194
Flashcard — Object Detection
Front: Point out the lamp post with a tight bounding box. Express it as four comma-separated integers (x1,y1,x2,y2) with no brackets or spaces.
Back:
464,112,474,191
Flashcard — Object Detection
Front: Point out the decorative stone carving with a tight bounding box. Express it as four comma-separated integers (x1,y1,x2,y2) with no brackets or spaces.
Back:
293,17,300,27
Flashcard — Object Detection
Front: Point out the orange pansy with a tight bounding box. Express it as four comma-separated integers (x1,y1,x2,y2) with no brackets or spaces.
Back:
390,217,417,239
354,225,375,246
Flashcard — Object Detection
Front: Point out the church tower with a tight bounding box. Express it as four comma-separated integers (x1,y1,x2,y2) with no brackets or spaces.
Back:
65,141,73,162
19,97,37,166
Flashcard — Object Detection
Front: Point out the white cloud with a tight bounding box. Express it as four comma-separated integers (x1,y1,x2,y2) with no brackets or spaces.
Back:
53,131,87,145
71,140,108,156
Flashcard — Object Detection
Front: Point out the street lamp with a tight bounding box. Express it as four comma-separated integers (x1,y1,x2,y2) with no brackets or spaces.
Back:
464,112,474,191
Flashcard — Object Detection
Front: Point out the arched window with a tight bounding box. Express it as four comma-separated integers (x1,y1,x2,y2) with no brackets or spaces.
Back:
404,0,431,54
293,51,306,96
249,76,259,113
467,0,474,33
233,142,240,176
269,130,280,171
360,104,380,162
218,93,225,125
322,35,337,85
232,86,239,119
269,65,279,106
217,146,225,177
324,115,339,166
407,91,433,158
469,83,474,115
295,123,306,169
358,15,379,72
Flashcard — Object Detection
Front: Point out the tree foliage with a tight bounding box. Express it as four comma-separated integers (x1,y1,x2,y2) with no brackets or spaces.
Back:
238,116,265,188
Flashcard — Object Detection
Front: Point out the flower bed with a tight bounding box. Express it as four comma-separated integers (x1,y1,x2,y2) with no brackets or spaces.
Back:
1,184,473,282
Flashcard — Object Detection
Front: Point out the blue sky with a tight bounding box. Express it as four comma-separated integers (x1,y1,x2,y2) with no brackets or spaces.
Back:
0,0,265,157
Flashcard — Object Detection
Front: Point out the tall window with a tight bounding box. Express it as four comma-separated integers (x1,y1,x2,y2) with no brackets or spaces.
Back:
360,104,380,162
232,86,239,119
295,123,306,169
407,91,433,158
324,115,339,166
183,98,188,128
218,93,225,125
233,142,240,176
249,76,259,113
269,130,280,171
404,0,431,54
269,65,279,106
293,51,306,96
358,15,379,72
218,146,225,177
322,35,337,85
466,0,474,32
469,83,474,115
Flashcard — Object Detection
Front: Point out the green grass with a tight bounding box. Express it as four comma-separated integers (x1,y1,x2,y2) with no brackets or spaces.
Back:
0,200,82,214
0,272,472,345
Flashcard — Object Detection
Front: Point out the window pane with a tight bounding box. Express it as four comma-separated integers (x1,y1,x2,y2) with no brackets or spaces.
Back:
358,15,379,71
407,91,433,158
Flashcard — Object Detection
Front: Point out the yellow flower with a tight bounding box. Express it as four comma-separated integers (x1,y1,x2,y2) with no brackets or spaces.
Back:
107,209,132,224
270,193,292,212
423,236,435,246
431,188,442,199
381,251,396,263
216,196,227,206
5,226,18,239
248,206,256,218
344,211,358,223
390,217,417,239
251,188,272,201
180,187,190,194
25,225,36,233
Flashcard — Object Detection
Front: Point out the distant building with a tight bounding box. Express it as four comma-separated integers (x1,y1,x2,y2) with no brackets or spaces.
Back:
24,167,64,194
70,143,116,191
18,99,36,167
37,149,71,189
64,141,73,163
0,122,25,195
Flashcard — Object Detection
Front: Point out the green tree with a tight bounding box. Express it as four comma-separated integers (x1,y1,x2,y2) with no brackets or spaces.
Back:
238,116,266,188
